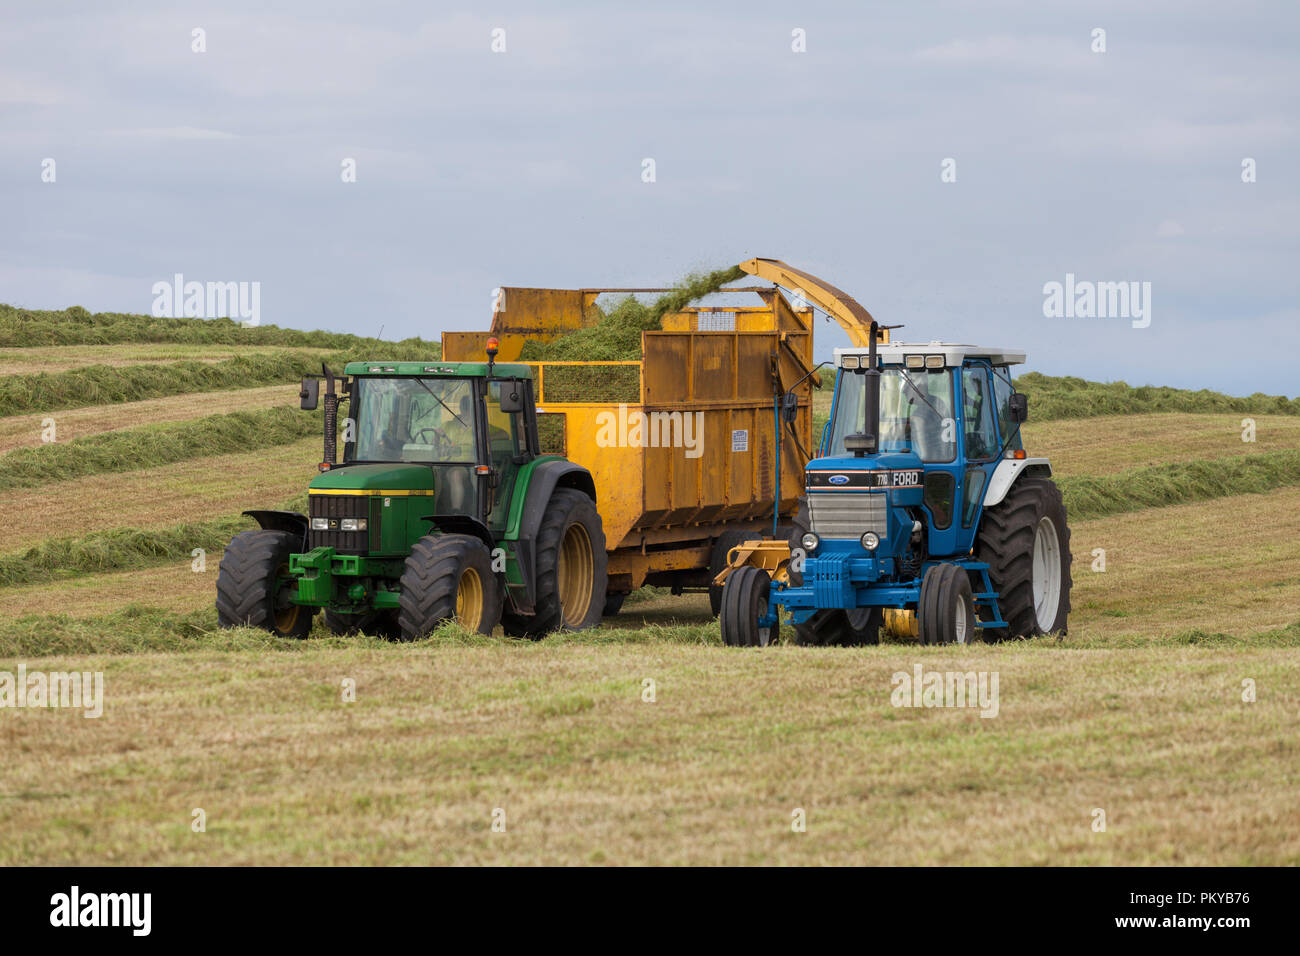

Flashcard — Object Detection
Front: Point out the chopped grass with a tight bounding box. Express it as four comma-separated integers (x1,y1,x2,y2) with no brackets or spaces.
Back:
1016,371,1299,420
519,266,744,361
0,406,320,488
1057,448,1300,519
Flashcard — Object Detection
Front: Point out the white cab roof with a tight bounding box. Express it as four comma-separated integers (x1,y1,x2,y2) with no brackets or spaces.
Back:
835,342,1026,367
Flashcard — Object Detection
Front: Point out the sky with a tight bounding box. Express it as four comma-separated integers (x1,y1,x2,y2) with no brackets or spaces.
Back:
2,0,1297,396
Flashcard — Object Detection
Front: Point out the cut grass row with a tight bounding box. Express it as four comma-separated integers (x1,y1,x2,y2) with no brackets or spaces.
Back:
0,384,300,453
0,440,316,553
3,482,1297,650
0,342,444,416
1,637,1298,864
0,406,321,489
1,444,1297,598
0,303,442,353
0,344,334,376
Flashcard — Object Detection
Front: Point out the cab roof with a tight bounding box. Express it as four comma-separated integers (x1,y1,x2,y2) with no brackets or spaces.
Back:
834,342,1026,367
343,360,534,378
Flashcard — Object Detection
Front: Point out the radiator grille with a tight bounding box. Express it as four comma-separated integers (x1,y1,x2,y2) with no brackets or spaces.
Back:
807,491,888,540
308,494,370,554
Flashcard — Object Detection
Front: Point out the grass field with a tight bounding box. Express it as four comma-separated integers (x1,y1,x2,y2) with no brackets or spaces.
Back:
1,307,1298,865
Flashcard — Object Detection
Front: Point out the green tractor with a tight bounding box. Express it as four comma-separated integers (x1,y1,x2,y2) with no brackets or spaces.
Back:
216,341,607,639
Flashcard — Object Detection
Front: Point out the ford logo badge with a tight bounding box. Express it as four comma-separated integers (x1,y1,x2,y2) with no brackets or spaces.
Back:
828,474,850,485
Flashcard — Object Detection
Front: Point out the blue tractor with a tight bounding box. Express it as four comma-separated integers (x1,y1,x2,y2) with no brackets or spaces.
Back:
718,321,1072,647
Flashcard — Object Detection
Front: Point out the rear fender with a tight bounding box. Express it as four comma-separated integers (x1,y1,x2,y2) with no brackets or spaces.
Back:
982,458,1052,508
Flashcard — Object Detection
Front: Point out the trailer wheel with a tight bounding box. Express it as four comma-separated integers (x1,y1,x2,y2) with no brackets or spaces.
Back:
709,529,758,616
502,489,607,638
720,566,779,647
216,530,314,638
324,608,399,638
976,476,1072,638
794,608,882,646
918,563,977,645
397,533,502,639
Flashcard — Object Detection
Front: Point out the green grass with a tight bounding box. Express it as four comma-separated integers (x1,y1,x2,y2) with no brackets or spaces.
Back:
1015,371,1299,420
519,266,744,361
0,303,442,353
1057,448,1300,519
0,406,320,488
0,340,451,416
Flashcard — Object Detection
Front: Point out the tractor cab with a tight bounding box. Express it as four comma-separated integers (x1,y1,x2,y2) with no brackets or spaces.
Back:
328,361,539,534
818,342,1030,560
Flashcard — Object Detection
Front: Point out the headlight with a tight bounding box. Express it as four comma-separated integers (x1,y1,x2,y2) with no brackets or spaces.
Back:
840,355,860,369
310,518,329,531
340,518,367,532
860,531,880,551
800,532,820,552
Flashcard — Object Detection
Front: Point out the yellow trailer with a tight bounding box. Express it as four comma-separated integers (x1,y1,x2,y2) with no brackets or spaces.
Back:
440,259,881,609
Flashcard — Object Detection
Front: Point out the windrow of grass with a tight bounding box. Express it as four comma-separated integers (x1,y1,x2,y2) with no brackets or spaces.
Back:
3,445,1297,592
1015,371,1299,420
0,406,320,488
1056,448,1300,519
0,303,442,353
0,342,444,415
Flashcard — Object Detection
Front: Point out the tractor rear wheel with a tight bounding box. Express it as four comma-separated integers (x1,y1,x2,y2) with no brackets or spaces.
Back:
216,530,314,638
397,534,502,639
501,489,607,639
794,607,882,646
324,608,399,638
720,566,780,647
976,476,1072,638
918,563,976,645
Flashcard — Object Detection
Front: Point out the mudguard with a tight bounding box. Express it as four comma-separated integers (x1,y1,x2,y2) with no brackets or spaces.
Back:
243,510,309,549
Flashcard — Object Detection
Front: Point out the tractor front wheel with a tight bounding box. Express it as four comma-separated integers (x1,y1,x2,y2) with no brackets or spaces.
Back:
397,534,502,639
720,566,780,647
501,489,607,639
215,529,314,638
918,563,977,646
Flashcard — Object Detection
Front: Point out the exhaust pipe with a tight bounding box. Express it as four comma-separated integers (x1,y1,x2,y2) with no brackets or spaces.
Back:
845,320,880,458
321,363,338,466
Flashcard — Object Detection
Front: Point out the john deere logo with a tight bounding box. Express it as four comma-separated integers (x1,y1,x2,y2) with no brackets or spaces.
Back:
828,475,850,485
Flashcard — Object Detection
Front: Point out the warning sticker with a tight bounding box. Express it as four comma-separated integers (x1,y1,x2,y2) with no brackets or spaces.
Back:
731,429,748,452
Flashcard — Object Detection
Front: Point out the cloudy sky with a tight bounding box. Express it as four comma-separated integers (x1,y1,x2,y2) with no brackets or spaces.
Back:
3,1,1297,395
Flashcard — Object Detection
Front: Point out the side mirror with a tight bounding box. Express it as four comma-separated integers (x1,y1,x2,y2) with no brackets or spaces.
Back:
300,377,319,410
1008,392,1028,424
781,391,799,424
499,383,525,414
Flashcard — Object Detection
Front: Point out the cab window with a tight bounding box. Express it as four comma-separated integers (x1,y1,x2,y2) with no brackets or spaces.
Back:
961,365,998,461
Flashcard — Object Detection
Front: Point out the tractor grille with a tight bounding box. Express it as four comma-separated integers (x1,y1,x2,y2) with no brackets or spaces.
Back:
308,494,371,555
807,491,888,540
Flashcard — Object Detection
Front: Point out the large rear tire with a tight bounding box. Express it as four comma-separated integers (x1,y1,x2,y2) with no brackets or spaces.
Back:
977,476,1072,638
216,530,314,638
397,534,502,639
501,489,607,639
720,566,780,647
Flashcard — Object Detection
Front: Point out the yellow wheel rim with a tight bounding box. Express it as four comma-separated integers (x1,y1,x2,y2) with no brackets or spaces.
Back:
273,562,301,634
557,522,594,627
456,565,484,631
